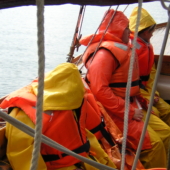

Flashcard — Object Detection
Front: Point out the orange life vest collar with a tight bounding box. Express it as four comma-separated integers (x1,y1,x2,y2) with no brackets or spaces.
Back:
130,35,154,86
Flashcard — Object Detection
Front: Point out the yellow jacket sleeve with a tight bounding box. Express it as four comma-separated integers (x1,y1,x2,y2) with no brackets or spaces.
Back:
5,108,47,170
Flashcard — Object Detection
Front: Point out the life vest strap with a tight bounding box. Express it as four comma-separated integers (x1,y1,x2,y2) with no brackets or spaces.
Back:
139,75,150,90
139,81,147,90
90,122,115,147
140,75,150,82
42,141,90,162
109,79,139,88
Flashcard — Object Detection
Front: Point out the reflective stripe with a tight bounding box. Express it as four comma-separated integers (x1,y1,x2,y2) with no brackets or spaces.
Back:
42,141,90,162
109,79,140,88
136,42,141,49
114,42,128,51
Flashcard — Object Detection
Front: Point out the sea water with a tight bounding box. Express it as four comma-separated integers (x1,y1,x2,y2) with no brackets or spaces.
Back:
0,1,168,97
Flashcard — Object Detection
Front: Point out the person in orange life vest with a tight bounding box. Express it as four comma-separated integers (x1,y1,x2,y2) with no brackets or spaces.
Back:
129,7,170,126
80,9,170,168
0,63,116,170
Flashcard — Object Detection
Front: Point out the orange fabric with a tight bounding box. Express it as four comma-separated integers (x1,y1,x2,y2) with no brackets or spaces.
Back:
98,9,129,40
82,79,147,170
97,101,151,151
80,32,122,47
130,34,154,86
96,102,123,145
82,78,118,141
82,84,103,140
97,101,146,170
82,40,140,98
0,85,37,123
82,47,151,150
80,9,151,151
41,110,87,170
0,84,88,170
80,9,129,56
83,47,135,120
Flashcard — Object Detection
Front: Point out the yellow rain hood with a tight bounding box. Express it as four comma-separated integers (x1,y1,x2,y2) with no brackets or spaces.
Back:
129,7,156,33
32,63,85,111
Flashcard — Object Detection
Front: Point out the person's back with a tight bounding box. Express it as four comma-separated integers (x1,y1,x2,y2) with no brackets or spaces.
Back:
0,63,116,170
129,7,170,126
80,9,170,168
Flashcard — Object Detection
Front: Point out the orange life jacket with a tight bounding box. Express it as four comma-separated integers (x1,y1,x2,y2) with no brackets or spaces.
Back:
83,41,140,98
0,85,89,170
82,41,151,151
82,80,147,170
81,78,116,146
0,82,116,169
130,35,155,87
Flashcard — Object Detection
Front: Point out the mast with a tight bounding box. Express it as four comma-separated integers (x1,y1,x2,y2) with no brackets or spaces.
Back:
67,5,85,62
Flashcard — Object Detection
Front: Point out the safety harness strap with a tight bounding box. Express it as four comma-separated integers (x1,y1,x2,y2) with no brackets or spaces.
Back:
140,75,150,82
109,79,139,88
90,121,115,146
42,141,90,162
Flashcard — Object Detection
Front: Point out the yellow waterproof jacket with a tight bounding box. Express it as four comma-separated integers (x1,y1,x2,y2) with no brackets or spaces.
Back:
6,107,116,170
2,63,116,170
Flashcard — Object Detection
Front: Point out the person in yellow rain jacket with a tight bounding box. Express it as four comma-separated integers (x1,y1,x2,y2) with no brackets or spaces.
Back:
80,8,170,168
0,63,116,170
129,7,170,126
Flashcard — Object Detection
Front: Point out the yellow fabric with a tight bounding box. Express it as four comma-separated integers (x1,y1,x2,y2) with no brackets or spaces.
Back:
140,64,170,126
84,129,117,170
5,108,47,170
5,108,116,170
129,7,156,32
31,63,85,111
56,165,79,170
154,98,170,126
140,124,166,168
140,110,170,168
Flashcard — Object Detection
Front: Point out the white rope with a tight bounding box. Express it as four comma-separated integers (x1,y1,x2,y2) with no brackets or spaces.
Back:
120,1,143,170
0,110,117,170
30,0,45,169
